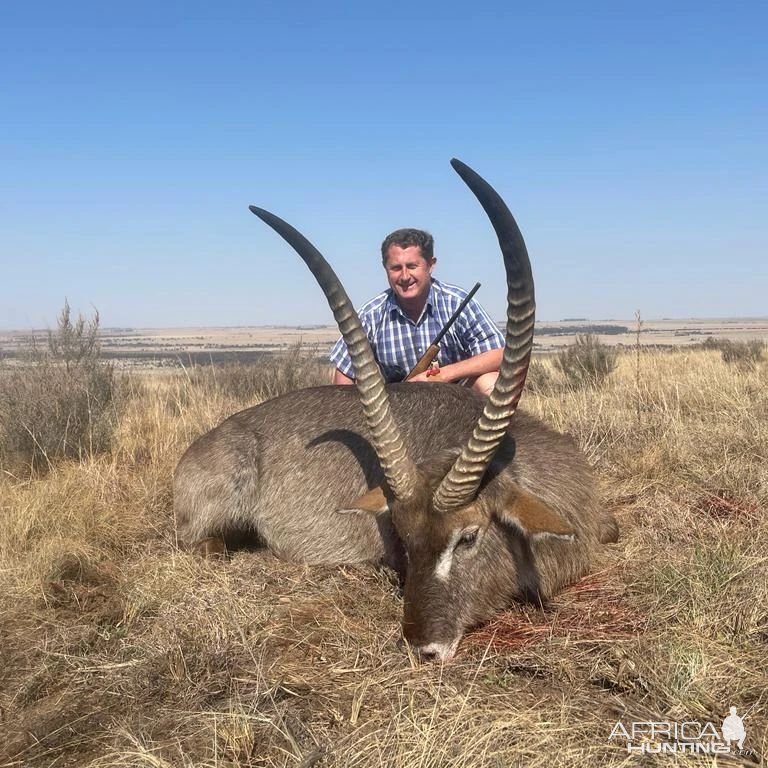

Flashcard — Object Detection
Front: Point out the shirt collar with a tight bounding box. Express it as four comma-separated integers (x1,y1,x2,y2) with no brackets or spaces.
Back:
387,279,437,323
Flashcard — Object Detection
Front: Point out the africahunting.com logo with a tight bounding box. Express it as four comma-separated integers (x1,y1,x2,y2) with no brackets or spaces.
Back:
609,706,755,756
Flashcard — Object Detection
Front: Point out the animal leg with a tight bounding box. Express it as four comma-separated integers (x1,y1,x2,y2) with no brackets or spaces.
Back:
598,514,620,544
192,537,228,558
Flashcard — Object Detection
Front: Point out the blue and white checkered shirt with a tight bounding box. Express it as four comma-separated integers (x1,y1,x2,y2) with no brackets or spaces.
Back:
330,279,504,382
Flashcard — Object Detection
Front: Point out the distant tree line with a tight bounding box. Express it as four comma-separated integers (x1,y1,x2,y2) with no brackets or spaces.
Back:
544,324,629,337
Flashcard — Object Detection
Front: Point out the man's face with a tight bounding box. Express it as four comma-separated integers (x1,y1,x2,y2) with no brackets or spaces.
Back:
384,245,436,307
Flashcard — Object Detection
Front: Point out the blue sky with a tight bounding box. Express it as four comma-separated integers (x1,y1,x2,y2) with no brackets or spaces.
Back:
2,1,766,329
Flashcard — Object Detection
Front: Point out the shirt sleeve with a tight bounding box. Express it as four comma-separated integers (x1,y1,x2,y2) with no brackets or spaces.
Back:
329,334,354,377
455,298,505,357
328,308,377,379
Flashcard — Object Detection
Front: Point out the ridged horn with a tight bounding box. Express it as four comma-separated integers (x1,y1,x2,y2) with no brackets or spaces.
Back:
249,205,419,500
432,159,535,513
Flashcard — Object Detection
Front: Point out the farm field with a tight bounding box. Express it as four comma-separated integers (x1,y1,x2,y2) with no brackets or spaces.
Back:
2,317,768,368
0,346,766,766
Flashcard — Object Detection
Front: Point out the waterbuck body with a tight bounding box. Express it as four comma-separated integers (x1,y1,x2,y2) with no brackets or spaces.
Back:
176,384,605,578
174,159,619,660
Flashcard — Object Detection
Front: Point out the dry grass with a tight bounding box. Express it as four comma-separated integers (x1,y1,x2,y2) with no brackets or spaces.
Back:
0,301,116,472
1,350,766,766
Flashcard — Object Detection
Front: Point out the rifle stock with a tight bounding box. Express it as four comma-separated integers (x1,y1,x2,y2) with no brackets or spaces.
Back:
404,344,441,380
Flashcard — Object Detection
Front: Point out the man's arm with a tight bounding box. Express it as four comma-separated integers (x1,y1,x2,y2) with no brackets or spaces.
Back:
409,289,504,383
328,295,384,384
332,368,355,385
408,347,503,383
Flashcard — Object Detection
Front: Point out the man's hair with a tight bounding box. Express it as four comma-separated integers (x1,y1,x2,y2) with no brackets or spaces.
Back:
380,228,434,265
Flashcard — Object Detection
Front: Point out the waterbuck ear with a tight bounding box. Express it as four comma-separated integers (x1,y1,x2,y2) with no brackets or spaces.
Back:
497,485,575,540
337,486,389,515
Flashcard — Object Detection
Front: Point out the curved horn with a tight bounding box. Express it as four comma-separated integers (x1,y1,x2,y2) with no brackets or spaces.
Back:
432,159,535,513
249,206,418,500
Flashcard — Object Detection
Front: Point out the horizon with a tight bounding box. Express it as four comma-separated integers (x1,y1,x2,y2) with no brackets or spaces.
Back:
2,1,766,328
3,314,768,336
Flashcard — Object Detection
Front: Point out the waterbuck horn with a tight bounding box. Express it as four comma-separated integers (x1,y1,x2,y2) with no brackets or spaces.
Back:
249,205,419,501
432,159,535,513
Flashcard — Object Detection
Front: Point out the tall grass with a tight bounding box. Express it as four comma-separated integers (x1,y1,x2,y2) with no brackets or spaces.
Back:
184,341,330,402
1,348,766,766
0,301,116,473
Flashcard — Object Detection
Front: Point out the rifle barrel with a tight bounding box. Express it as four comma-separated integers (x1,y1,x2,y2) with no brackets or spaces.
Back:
430,282,481,347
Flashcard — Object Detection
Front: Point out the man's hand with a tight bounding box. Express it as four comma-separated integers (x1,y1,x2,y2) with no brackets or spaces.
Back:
405,349,503,391
408,369,444,383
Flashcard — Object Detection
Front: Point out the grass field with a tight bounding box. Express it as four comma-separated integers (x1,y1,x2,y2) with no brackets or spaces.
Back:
1,349,766,766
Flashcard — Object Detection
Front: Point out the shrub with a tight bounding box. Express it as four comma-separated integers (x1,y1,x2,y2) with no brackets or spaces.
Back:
188,341,331,402
525,357,556,395
0,301,116,472
719,339,763,370
721,340,764,368
700,337,765,370
554,333,617,389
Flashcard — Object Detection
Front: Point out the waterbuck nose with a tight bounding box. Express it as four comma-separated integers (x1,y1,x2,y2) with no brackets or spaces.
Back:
412,641,458,663
416,647,440,663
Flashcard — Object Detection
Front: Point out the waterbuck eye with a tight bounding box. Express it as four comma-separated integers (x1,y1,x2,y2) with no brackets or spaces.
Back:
456,528,479,548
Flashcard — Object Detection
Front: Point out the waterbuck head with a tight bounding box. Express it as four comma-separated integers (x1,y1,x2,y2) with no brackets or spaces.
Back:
250,159,577,661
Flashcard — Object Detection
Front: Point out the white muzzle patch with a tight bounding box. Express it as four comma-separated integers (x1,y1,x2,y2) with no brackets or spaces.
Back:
416,638,461,662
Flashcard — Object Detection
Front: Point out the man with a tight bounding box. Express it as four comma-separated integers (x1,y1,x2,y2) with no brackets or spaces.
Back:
330,228,504,395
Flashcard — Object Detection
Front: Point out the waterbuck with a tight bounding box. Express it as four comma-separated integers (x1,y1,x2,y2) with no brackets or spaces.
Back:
174,159,619,661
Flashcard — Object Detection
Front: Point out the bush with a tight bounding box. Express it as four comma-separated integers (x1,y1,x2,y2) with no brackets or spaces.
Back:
703,338,764,370
525,358,557,395
722,340,764,368
188,341,331,402
0,301,116,472
554,333,617,389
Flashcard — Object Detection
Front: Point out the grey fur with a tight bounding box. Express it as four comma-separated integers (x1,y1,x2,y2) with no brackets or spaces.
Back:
175,383,618,657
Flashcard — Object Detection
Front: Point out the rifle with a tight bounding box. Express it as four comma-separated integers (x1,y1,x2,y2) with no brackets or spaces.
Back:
404,282,481,380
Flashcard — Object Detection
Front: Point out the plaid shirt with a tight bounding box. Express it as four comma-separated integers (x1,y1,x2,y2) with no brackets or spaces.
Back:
330,279,504,382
